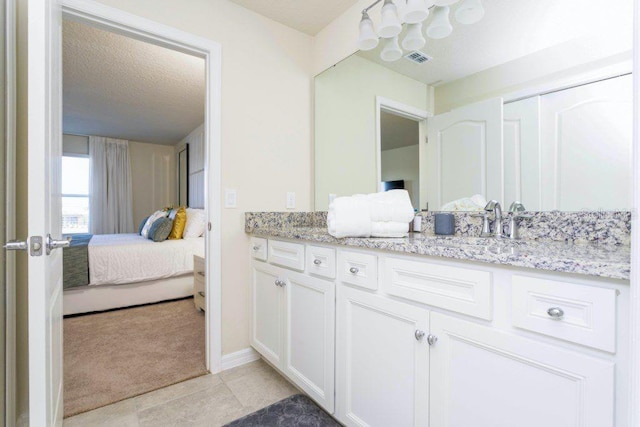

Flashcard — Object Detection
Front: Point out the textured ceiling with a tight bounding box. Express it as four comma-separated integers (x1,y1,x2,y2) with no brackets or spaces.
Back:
229,0,361,35
381,112,419,151
357,0,633,86
63,20,205,145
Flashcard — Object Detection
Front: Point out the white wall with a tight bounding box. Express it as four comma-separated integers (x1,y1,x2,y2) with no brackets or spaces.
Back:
90,0,313,358
314,54,429,210
381,145,419,209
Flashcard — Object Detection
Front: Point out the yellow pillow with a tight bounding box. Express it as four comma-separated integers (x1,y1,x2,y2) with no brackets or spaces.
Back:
168,206,187,239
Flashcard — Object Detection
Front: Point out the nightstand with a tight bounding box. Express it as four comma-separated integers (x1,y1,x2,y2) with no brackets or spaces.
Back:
193,255,205,311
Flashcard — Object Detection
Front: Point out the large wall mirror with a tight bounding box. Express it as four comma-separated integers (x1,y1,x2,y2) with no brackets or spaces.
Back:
314,0,633,212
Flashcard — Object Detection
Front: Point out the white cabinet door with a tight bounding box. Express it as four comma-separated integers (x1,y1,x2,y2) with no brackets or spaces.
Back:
336,286,430,427
426,98,503,209
283,271,335,412
250,261,285,369
430,312,614,427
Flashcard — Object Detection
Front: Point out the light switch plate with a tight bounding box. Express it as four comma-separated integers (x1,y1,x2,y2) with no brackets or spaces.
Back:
286,192,296,209
225,189,237,208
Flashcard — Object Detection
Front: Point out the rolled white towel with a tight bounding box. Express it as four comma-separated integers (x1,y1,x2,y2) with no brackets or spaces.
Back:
327,194,372,238
367,190,415,223
370,221,409,238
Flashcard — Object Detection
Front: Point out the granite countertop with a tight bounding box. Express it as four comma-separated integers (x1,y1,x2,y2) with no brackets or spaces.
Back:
248,226,631,281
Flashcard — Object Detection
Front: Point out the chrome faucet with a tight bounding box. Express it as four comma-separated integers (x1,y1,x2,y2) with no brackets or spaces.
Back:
507,201,533,239
484,200,503,238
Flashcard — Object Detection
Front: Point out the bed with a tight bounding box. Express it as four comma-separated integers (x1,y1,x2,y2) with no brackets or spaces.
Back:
63,233,205,315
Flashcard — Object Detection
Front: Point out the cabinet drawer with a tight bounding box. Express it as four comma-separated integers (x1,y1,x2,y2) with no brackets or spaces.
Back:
306,246,336,279
250,237,268,261
194,273,205,293
382,257,492,320
268,240,305,271
338,250,378,290
512,275,617,352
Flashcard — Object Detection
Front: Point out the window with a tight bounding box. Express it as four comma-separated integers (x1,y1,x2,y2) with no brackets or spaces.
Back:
62,156,90,234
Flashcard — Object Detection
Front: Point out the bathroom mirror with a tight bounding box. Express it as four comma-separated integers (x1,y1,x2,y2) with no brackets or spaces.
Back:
314,0,633,212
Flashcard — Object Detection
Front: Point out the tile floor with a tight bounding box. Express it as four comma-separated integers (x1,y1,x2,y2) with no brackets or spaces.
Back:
63,359,300,427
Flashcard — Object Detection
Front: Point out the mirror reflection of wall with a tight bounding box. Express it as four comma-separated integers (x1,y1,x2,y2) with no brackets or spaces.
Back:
314,0,633,212
177,146,189,207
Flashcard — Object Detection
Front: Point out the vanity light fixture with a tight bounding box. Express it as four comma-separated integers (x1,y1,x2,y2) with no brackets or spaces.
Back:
357,0,484,62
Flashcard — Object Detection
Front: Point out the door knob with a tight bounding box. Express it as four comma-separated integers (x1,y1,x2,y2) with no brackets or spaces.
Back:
46,234,71,255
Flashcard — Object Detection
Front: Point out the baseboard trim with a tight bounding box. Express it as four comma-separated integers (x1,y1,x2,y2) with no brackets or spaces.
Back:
221,347,260,371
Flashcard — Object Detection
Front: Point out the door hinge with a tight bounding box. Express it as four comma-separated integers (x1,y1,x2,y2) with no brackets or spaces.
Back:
30,236,43,256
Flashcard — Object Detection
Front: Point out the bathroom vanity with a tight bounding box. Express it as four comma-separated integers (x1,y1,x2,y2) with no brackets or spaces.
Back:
247,218,630,427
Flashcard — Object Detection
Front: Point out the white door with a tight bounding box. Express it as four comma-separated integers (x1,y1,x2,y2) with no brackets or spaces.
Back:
250,261,284,369
336,286,430,427
27,0,64,425
429,312,614,427
539,74,632,211
283,271,335,412
426,98,503,210
503,96,541,210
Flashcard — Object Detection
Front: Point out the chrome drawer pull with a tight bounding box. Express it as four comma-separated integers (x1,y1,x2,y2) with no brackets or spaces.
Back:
547,307,564,319
349,267,359,274
313,259,322,265
253,245,261,251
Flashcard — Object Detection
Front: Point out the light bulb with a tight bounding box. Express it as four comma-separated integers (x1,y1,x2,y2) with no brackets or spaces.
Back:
404,0,430,24
402,23,426,50
455,0,484,24
378,0,402,38
380,36,402,61
426,6,453,39
357,12,379,51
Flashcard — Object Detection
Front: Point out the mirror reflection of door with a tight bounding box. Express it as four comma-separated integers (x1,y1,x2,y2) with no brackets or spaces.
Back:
380,111,420,210
178,145,189,207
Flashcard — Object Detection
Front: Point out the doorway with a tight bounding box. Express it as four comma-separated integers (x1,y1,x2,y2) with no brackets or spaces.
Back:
58,2,221,420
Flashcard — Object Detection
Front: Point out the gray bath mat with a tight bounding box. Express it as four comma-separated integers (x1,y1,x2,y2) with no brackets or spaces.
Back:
224,394,341,427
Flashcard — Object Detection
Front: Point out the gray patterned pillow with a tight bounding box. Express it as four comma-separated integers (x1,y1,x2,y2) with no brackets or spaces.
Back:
138,216,150,235
148,217,173,242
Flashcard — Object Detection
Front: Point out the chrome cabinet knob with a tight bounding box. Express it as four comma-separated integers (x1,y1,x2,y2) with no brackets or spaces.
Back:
415,330,426,341
427,334,438,346
547,307,564,319
253,245,261,251
349,267,359,274
274,279,286,287
313,259,322,265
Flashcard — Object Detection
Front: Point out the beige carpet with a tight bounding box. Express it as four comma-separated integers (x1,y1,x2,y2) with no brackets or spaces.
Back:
64,298,207,418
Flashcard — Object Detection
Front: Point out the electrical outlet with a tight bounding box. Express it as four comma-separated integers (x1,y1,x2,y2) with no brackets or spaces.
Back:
224,189,237,208
286,192,296,209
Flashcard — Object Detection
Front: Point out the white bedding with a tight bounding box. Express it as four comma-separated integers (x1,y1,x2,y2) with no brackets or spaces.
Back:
88,233,205,286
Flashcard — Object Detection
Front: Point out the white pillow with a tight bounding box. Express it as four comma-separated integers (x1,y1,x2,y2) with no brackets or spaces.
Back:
141,210,168,238
183,208,206,238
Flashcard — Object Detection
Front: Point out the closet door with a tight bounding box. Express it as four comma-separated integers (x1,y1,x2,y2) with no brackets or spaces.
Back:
250,261,284,369
426,98,503,210
503,96,541,210
539,74,632,211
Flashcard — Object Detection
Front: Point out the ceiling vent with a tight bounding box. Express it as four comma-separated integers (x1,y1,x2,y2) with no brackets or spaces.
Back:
404,51,432,64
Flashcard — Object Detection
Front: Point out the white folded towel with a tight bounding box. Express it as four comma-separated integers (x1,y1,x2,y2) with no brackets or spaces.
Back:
327,190,415,238
371,221,409,238
327,194,371,238
368,190,415,223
